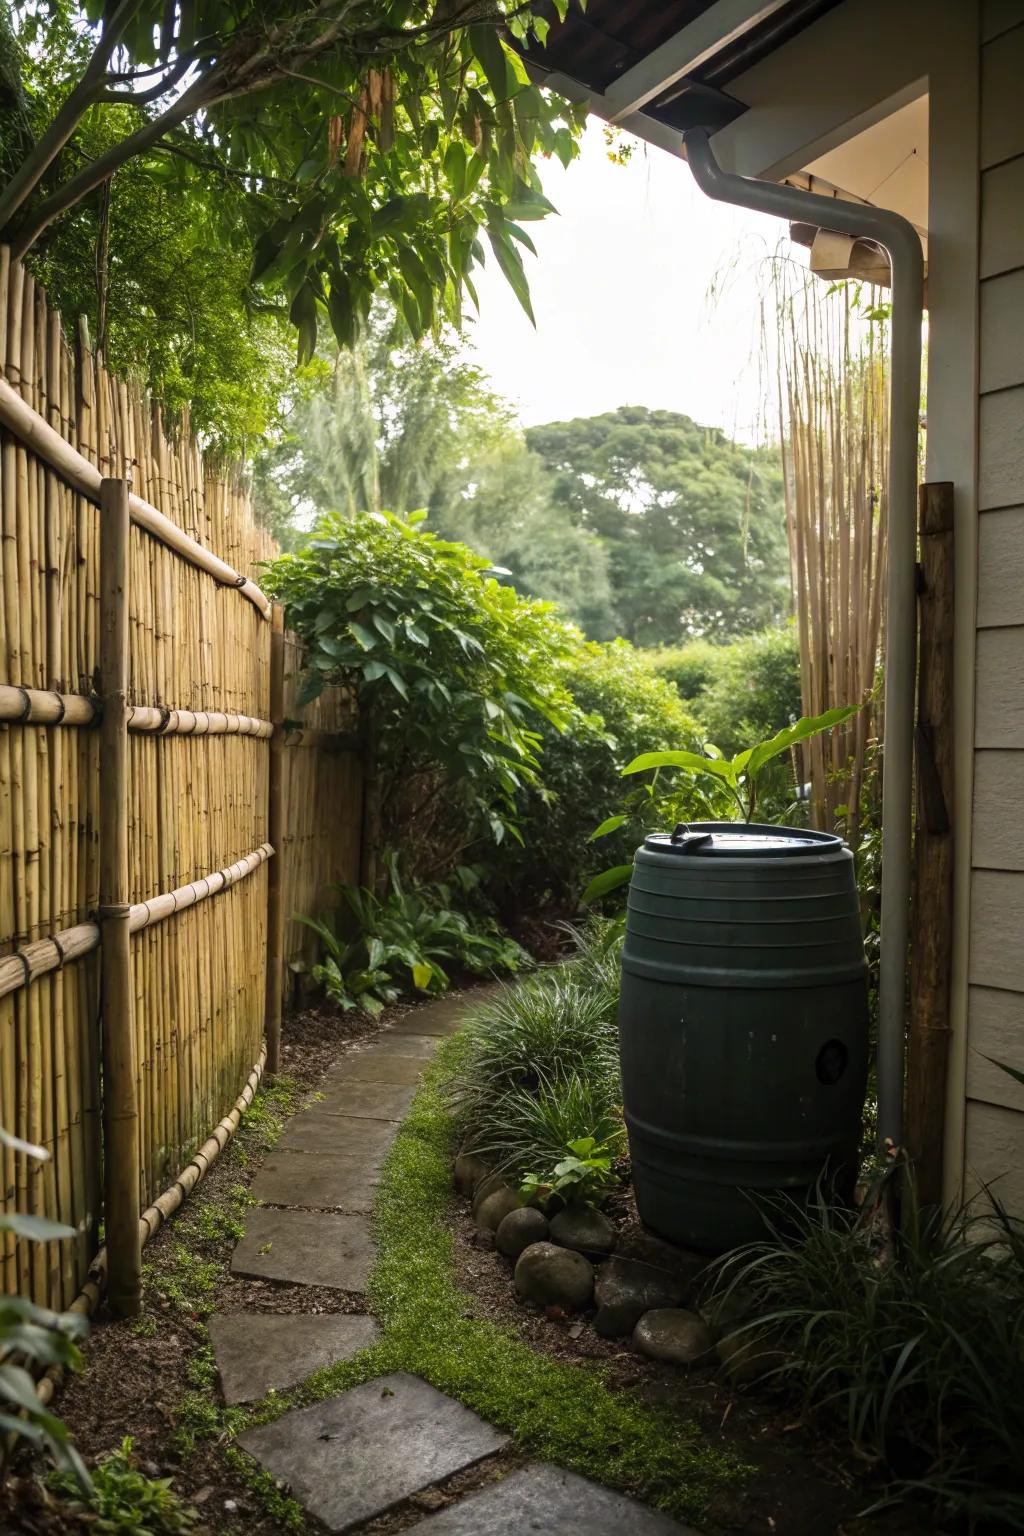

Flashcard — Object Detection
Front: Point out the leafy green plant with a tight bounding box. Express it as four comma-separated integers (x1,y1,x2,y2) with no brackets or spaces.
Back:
521,1137,617,1208
704,1180,1024,1526
0,1127,90,1491
584,705,862,902
301,859,526,1016
447,964,623,1177
267,510,575,862
50,1436,197,1533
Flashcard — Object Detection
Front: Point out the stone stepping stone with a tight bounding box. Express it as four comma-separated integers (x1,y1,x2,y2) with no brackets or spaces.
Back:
278,1111,397,1157
238,1372,508,1533
329,1050,426,1085
231,1207,373,1291
249,1149,380,1213
369,1032,439,1060
388,994,493,1037
309,1080,416,1122
406,1462,696,1533
210,1313,379,1404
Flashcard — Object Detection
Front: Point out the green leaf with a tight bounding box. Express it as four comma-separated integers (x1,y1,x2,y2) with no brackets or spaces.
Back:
623,750,736,784
582,865,633,903
486,225,535,325
411,962,433,990
469,23,517,103
589,814,627,841
289,282,318,367
740,703,863,780
984,1056,1024,1088
0,1212,77,1241
348,621,378,651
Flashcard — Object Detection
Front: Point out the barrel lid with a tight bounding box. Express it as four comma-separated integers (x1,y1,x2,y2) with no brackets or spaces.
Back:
644,821,846,858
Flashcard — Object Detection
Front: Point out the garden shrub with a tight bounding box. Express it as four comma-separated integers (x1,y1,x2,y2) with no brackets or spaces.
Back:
485,638,702,919
647,625,802,756
266,510,576,872
706,1180,1024,1527
447,934,624,1177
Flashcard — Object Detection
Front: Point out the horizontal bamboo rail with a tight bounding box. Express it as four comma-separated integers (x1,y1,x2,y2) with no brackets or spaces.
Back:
35,1042,266,1407
0,684,272,736
0,845,273,1001
0,374,270,618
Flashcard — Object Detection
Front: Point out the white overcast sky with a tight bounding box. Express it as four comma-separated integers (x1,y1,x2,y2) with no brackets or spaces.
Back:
467,121,796,441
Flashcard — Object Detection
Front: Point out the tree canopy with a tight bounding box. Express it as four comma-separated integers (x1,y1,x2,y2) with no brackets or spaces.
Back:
0,0,584,411
527,407,790,643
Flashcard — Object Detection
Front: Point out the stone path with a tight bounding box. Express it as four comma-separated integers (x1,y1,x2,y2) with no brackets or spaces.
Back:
215,990,697,1534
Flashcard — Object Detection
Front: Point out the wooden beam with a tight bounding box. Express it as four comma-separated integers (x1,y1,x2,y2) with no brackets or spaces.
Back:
906,482,955,1207
97,478,142,1318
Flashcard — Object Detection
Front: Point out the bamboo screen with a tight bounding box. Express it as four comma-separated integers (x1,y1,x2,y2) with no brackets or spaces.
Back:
0,251,360,1311
279,636,362,993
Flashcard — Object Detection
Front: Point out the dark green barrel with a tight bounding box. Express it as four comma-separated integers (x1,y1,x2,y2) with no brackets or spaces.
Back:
619,822,868,1253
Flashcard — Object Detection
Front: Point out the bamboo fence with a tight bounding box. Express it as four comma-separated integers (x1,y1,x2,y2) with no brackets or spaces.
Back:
766,263,891,833
0,250,361,1312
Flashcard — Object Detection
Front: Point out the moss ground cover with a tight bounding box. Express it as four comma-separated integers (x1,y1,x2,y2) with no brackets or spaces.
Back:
275,1033,747,1525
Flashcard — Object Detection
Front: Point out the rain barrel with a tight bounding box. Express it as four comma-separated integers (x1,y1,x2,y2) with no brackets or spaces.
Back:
619,822,869,1253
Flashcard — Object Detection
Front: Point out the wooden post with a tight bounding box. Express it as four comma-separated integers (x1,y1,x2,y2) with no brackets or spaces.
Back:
264,603,285,1074
98,478,141,1317
906,482,955,1208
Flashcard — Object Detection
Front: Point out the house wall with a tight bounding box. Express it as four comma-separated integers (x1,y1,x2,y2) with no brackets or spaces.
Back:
963,0,1024,1213
702,0,1024,1207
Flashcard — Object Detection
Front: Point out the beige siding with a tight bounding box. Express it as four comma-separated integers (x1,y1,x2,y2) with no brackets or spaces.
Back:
970,16,1024,1203
977,507,1024,624
965,1099,1024,1207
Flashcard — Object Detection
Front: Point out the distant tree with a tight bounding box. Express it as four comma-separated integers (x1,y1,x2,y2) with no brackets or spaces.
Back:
253,310,513,530
527,406,790,643
433,439,615,636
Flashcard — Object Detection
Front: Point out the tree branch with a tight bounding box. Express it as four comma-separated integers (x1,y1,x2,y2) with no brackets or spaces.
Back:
0,0,144,236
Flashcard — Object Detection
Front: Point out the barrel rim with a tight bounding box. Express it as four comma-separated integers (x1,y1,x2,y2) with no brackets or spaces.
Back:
642,820,848,861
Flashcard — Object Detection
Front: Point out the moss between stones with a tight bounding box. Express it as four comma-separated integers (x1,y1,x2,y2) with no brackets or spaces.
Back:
267,1035,749,1525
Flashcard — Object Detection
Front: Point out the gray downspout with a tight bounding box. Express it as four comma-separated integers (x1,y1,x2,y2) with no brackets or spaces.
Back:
683,127,924,1151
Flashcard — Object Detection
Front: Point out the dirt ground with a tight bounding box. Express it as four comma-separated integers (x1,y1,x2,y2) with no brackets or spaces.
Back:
3,991,939,1536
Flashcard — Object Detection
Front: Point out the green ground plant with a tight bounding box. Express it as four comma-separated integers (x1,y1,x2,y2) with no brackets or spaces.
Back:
299,859,526,1014
0,1128,90,1490
445,964,622,1176
705,1179,1024,1527
51,1437,197,1534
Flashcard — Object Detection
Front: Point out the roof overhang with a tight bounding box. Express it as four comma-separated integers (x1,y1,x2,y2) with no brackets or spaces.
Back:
518,0,843,158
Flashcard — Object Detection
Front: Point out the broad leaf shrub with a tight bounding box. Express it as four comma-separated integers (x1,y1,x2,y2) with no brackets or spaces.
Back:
704,1181,1024,1527
50,1437,197,1533
646,625,802,756
297,859,527,1015
266,510,575,868
0,1127,89,1491
484,639,703,920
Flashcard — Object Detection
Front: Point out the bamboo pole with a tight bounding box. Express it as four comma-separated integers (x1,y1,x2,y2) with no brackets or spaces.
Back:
98,477,141,1318
906,482,955,1207
35,1041,266,1408
0,376,271,617
264,603,285,1074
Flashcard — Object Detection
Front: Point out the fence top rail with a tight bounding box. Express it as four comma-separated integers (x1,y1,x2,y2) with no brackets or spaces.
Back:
0,376,271,618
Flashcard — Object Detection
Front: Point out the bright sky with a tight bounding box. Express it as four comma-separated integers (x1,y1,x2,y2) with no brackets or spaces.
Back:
468,121,793,441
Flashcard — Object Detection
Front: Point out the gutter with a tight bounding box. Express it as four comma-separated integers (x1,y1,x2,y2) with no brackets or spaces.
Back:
683,127,925,1150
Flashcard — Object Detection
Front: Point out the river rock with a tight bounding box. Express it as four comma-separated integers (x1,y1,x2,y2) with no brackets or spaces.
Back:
615,1223,707,1292
548,1203,616,1259
593,1257,687,1338
633,1308,713,1367
716,1325,787,1384
476,1187,521,1232
514,1242,594,1310
472,1172,511,1216
701,1286,757,1341
454,1151,491,1198
496,1206,549,1260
